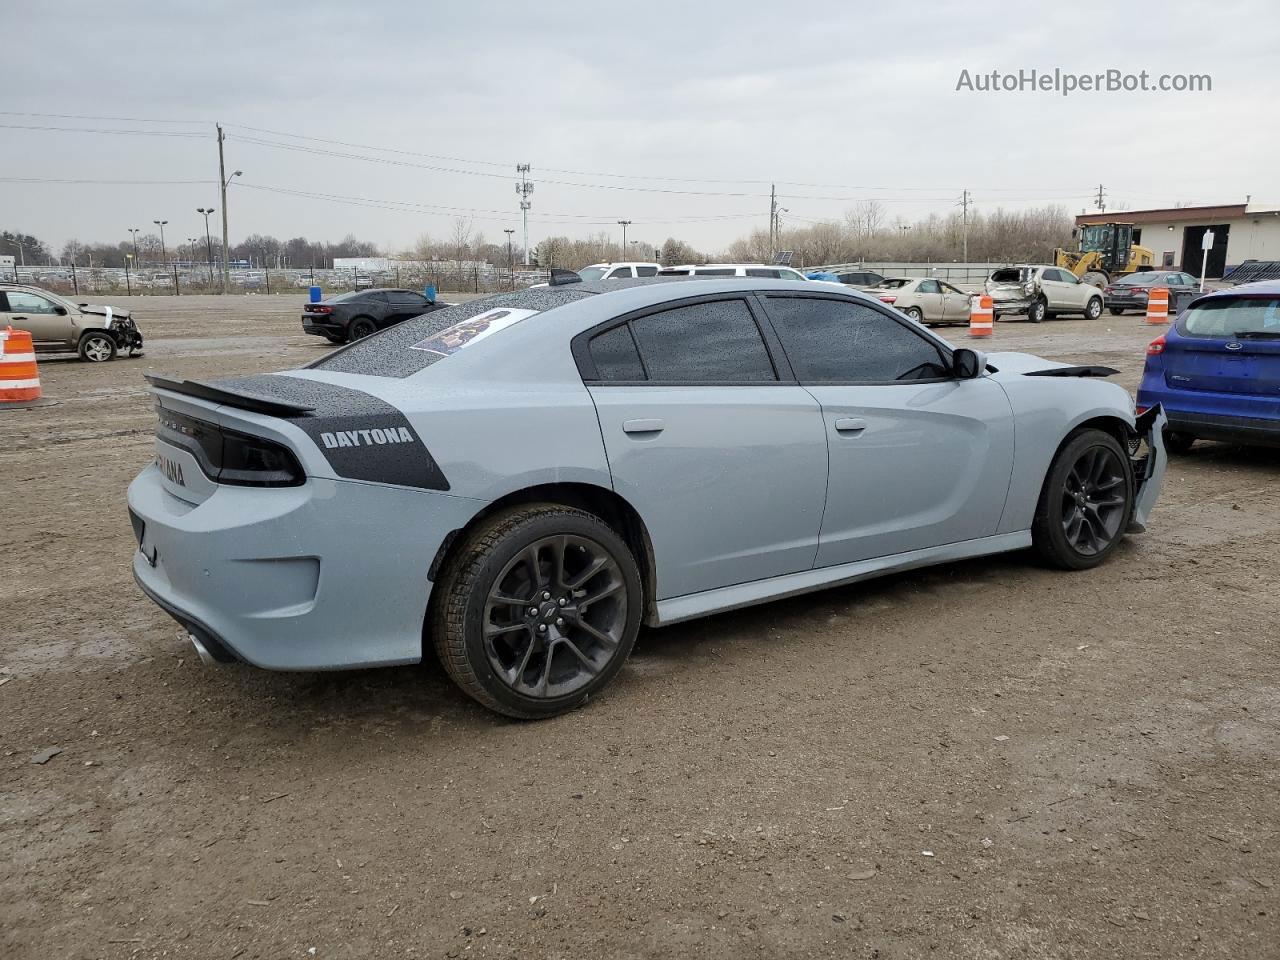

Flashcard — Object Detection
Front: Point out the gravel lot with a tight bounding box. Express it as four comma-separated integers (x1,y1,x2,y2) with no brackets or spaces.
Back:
2,294,1277,959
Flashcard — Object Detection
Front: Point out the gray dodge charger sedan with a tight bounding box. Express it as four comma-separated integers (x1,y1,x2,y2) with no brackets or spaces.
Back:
128,277,1166,718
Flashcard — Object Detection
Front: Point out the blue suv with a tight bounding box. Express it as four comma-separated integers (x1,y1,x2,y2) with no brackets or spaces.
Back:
1137,280,1280,452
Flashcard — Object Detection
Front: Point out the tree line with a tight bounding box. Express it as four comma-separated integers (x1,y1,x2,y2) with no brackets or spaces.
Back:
3,203,1076,274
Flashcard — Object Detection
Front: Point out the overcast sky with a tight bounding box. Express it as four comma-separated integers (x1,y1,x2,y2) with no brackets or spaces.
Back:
4,0,1277,256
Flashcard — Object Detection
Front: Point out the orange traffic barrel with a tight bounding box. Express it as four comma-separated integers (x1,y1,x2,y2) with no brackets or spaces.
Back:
0,327,42,405
1146,287,1170,324
969,294,994,337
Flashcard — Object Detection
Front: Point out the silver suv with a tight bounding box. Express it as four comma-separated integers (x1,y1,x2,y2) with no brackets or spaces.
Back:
0,284,144,361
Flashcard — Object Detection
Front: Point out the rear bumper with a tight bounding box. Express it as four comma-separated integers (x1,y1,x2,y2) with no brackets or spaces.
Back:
1137,378,1280,446
1105,296,1148,311
990,297,1030,316
1166,410,1280,445
302,318,344,337
127,464,483,670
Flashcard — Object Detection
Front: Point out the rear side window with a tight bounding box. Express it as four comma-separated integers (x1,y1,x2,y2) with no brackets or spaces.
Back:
918,280,941,294
764,296,949,383
590,298,777,383
658,269,689,276
746,268,780,278
1180,297,1280,338
694,268,736,276
588,325,645,380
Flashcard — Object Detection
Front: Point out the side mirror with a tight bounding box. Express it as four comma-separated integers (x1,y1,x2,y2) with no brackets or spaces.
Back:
952,348,985,379
54,306,67,315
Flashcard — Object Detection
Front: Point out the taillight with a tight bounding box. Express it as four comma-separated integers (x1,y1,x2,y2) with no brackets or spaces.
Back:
157,409,304,487
308,305,333,314
1147,335,1166,356
1130,287,1150,297
879,295,897,304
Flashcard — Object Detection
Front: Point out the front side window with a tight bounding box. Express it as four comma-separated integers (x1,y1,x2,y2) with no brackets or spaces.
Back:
608,267,634,279
3,291,59,314
764,296,950,383
635,266,658,277
602,298,777,383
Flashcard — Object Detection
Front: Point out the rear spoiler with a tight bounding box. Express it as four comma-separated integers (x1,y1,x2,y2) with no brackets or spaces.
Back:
1023,365,1119,378
145,374,314,417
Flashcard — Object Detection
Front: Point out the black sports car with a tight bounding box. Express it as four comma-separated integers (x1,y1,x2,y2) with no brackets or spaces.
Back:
302,288,447,344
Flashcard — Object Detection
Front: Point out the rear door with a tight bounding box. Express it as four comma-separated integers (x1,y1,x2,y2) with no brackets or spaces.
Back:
581,294,828,599
1040,268,1072,309
757,292,1015,567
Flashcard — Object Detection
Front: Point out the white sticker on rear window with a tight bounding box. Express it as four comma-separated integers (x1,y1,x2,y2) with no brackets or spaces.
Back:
409,308,540,357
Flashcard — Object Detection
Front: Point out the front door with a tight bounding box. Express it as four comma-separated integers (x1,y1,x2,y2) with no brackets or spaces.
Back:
941,282,972,323
1,290,69,344
756,292,1016,567
914,279,945,321
581,295,829,600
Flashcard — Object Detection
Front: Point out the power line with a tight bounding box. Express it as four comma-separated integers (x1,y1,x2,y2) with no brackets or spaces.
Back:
0,177,216,184
0,110,208,125
0,122,208,138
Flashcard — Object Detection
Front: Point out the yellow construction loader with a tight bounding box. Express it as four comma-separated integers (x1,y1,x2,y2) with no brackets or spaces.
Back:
1054,222,1157,288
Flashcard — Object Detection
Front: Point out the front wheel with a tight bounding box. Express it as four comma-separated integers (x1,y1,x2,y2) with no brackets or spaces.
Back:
1027,297,1047,323
1084,297,1103,320
78,332,117,362
1032,429,1134,570
432,504,643,719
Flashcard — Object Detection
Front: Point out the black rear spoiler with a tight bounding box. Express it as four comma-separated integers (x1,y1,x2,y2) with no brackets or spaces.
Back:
1023,365,1119,378
146,374,314,417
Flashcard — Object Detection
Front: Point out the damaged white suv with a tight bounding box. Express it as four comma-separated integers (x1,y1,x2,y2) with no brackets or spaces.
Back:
0,283,144,361
985,266,1104,324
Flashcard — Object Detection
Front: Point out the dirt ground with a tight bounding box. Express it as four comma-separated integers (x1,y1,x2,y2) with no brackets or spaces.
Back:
2,294,1277,960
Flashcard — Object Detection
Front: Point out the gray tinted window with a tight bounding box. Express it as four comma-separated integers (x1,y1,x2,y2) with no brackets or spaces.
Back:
765,296,949,382
629,299,776,382
746,268,780,278
693,268,735,276
635,266,658,277
608,267,633,279
589,325,645,381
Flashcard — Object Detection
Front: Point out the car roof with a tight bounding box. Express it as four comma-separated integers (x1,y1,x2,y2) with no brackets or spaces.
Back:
661,263,804,271
1199,279,1280,298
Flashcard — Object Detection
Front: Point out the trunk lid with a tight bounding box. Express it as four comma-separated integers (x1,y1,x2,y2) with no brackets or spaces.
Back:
1163,295,1280,397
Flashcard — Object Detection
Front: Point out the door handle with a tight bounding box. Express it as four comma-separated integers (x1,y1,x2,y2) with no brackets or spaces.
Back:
834,417,867,434
622,418,665,435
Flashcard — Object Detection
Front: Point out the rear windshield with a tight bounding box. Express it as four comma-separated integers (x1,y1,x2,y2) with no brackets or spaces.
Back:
312,288,595,377
329,290,374,302
990,268,1029,283
1179,297,1280,339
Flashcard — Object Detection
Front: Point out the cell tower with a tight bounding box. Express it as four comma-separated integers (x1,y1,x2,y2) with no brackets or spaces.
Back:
516,164,534,266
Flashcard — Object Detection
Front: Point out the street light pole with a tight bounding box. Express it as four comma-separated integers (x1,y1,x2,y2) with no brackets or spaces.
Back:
128,227,140,264
153,220,169,263
617,220,631,261
503,228,515,290
217,123,240,295
197,207,216,279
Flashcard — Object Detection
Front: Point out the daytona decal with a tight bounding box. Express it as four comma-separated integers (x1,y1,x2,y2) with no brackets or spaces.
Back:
320,426,416,448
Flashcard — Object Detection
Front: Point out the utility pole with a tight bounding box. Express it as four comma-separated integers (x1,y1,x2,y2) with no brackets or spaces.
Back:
617,220,631,260
515,164,533,266
128,227,140,264
958,189,972,262
217,124,241,294
1095,183,1106,213
153,220,168,263
769,183,777,258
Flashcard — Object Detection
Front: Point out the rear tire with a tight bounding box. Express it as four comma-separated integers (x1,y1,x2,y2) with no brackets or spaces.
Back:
905,307,923,322
1032,429,1134,571
1165,430,1196,454
348,317,376,341
1109,307,1126,316
432,504,643,719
